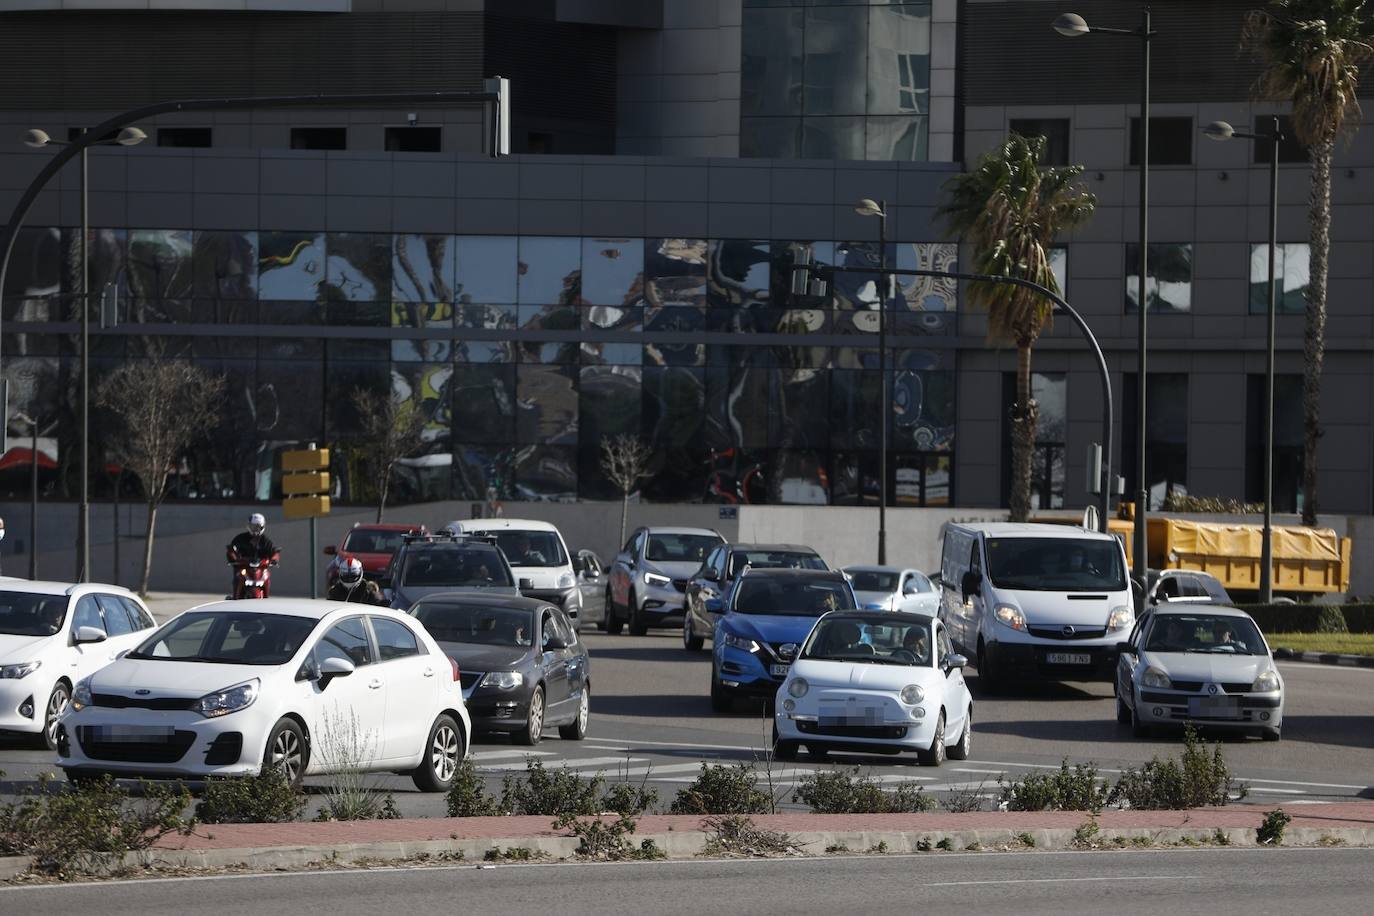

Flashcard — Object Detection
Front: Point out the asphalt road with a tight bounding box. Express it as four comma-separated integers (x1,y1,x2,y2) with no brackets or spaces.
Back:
2,604,1371,815
5,848,1373,915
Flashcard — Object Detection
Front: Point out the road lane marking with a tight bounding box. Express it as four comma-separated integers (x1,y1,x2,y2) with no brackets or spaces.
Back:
478,756,648,773
923,875,1195,888
1241,777,1367,790
471,749,555,761
1244,787,1307,795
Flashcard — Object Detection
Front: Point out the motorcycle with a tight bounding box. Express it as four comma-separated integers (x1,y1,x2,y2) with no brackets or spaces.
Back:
227,551,281,599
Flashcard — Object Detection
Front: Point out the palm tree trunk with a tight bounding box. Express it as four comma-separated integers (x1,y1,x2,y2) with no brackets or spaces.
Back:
1301,137,1332,526
1008,342,1039,522
139,500,157,597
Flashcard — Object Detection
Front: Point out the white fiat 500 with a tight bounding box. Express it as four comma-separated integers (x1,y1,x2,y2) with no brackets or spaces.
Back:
773,611,973,766
56,599,470,790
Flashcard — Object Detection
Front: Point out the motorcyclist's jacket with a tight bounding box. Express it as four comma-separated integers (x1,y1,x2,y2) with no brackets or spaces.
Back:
327,578,386,605
228,531,278,562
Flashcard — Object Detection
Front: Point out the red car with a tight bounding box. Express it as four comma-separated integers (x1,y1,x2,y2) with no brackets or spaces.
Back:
324,523,427,589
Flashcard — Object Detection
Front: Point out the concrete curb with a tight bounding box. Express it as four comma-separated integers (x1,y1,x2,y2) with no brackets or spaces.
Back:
1273,648,1374,668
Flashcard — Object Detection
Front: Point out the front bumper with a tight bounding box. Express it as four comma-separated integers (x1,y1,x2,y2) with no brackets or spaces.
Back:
715,644,790,696
775,688,936,751
1134,687,1284,731
635,577,688,627
0,678,44,734
985,638,1119,681
56,706,264,779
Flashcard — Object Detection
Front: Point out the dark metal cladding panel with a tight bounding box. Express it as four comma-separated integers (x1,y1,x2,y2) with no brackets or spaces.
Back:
484,14,616,124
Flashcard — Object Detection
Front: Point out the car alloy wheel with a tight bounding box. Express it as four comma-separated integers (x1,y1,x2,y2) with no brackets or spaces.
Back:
628,591,647,636
432,721,460,783
605,590,624,635
42,682,71,751
265,720,306,786
560,686,590,740
518,687,545,745
918,712,946,766
948,706,972,761
683,617,704,652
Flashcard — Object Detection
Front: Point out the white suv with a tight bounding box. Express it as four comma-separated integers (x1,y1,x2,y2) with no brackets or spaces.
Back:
0,581,157,749
442,519,584,623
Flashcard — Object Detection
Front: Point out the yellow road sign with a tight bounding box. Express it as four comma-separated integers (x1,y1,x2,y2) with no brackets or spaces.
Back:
282,471,330,496
283,495,331,520
282,448,330,472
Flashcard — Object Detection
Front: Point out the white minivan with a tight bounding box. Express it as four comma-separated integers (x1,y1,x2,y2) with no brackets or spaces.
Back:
441,519,586,625
939,522,1133,691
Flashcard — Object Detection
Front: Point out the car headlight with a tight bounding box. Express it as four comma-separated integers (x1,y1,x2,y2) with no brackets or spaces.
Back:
1107,605,1133,632
900,684,925,705
644,571,672,588
994,604,1026,631
70,679,93,711
0,660,40,679
1251,670,1281,693
787,677,809,698
193,679,259,718
720,632,759,653
1140,666,1172,689
481,671,525,690
557,572,576,589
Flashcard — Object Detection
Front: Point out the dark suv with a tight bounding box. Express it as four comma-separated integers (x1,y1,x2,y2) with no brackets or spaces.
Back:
383,534,520,610
682,544,828,651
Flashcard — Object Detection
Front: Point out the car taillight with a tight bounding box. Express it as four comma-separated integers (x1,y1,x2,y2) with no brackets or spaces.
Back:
450,656,461,682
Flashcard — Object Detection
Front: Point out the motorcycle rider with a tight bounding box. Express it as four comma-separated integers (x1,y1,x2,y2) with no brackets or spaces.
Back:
227,512,280,599
328,556,386,605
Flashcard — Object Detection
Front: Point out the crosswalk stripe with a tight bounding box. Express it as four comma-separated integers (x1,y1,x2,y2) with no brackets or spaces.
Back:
471,749,556,762
478,756,647,773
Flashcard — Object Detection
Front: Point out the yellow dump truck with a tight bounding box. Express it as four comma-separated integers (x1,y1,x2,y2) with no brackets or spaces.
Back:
1034,515,1351,599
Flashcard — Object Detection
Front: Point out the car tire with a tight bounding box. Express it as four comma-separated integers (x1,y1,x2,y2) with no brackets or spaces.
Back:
1130,701,1150,739
683,617,705,652
411,714,464,793
559,686,590,740
37,681,71,751
515,686,545,746
1261,726,1281,742
917,711,947,767
263,718,308,787
627,592,648,636
605,590,624,635
709,675,733,713
772,724,798,761
806,744,829,759
1116,694,1132,725
947,706,972,761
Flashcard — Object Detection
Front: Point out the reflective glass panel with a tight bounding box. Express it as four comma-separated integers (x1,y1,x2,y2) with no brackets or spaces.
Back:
708,239,772,310
324,233,390,303
514,445,577,501
452,364,517,444
258,232,324,300
193,230,258,302
580,238,644,307
867,4,931,116
1249,243,1308,315
393,234,456,304
741,7,804,116
518,237,581,305
456,236,518,304
1125,243,1193,313
645,238,708,309
803,5,867,116
516,365,578,445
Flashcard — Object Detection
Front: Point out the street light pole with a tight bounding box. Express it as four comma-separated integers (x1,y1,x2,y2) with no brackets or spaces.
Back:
856,198,889,564
1055,7,1154,584
1204,117,1283,603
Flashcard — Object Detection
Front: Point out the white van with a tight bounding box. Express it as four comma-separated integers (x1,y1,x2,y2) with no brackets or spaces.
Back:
939,522,1133,691
443,519,584,623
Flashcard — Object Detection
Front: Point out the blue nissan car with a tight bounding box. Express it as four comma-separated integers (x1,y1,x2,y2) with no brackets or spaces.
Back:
710,568,857,712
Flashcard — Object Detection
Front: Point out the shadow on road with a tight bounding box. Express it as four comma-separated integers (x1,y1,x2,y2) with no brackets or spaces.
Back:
969,676,1105,702
592,693,742,719
1278,715,1374,749
585,646,709,664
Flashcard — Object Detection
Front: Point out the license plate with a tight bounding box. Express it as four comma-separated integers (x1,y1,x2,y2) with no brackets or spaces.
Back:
1046,652,1092,665
770,664,790,677
819,701,883,725
93,725,175,739
1188,696,1241,717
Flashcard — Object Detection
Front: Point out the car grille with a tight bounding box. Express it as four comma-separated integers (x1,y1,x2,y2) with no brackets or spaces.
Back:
1155,680,1253,694
671,578,689,593
459,671,484,691
797,722,908,739
92,693,197,711
76,727,197,763
1027,626,1108,641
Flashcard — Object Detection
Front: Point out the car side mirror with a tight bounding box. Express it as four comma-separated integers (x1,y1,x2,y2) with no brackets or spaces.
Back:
943,653,968,671
324,544,337,556
571,555,585,574
960,571,981,601
544,635,568,651
703,567,720,582
74,626,107,645
1117,642,1136,656
317,656,355,686
518,577,534,591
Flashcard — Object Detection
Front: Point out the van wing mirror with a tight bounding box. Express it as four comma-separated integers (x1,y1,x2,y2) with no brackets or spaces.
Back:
960,571,981,601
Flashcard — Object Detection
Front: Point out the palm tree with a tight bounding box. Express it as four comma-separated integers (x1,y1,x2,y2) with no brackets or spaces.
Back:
939,134,1096,521
1245,1,1374,525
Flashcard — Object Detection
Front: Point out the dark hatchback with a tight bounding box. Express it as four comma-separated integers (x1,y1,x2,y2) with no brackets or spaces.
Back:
410,593,589,746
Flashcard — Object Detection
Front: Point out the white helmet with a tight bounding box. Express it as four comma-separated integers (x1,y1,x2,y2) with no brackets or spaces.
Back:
340,557,364,587
248,512,266,536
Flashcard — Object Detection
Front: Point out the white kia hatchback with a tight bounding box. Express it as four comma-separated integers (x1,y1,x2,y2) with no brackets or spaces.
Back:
0,581,157,750
56,599,470,791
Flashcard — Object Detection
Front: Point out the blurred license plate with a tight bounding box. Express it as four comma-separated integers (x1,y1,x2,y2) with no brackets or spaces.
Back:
770,664,790,677
94,725,175,739
1189,696,1240,717
1046,653,1092,665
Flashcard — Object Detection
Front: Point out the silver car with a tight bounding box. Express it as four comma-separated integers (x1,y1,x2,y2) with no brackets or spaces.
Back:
606,526,724,636
843,565,940,614
1115,606,1283,741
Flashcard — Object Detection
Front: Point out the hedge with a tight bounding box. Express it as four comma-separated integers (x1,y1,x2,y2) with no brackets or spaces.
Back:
1234,603,1374,634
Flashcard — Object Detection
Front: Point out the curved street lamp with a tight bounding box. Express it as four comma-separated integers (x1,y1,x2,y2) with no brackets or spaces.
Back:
854,198,889,564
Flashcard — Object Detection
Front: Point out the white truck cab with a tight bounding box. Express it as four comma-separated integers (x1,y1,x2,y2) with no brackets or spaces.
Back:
939,522,1133,692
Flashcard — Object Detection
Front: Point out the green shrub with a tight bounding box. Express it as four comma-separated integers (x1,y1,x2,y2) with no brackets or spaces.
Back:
793,768,936,814
554,810,662,861
446,758,502,817
0,775,195,877
196,770,306,824
1237,604,1329,634
1108,726,1245,810
1257,808,1291,845
700,814,796,857
670,763,772,815
1315,605,1350,634
999,760,1106,812
1340,605,1374,634
601,781,658,817
500,759,604,817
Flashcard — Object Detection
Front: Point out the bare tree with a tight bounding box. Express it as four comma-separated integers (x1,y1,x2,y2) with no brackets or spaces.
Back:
599,434,653,546
351,386,427,523
96,360,225,596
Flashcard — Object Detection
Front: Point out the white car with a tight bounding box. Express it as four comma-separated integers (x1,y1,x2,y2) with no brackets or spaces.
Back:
843,566,940,614
442,518,585,623
773,611,973,766
0,581,157,750
56,599,470,790
1115,605,1284,741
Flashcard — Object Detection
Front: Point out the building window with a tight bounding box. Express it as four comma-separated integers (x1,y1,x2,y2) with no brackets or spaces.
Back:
1125,243,1192,313
1128,116,1193,165
1249,243,1308,314
1253,115,1308,165
290,127,347,151
1001,372,1067,510
157,128,212,148
1010,118,1070,166
385,127,441,153
1122,373,1189,510
1049,245,1067,297
1246,374,1303,513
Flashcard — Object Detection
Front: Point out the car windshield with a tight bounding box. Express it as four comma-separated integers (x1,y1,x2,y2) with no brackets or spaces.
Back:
802,617,933,666
729,551,826,577
401,547,512,587
474,530,567,568
342,529,408,554
413,603,534,648
0,592,69,637
847,570,899,592
1144,614,1267,656
127,611,318,665
646,533,720,563
984,537,1126,592
732,577,855,616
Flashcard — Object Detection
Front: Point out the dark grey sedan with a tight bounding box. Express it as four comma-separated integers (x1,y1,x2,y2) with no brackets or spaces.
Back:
409,593,589,746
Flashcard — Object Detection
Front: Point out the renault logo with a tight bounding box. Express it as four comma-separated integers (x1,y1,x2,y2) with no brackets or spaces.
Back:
1061,625,1075,637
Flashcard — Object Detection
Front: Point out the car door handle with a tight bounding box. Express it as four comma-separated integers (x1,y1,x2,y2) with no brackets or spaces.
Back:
368,678,383,689
422,667,435,678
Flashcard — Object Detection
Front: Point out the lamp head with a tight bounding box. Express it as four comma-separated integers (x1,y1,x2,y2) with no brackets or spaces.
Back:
115,127,147,147
23,128,52,149
1203,121,1235,141
854,198,885,218
1053,13,1090,37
